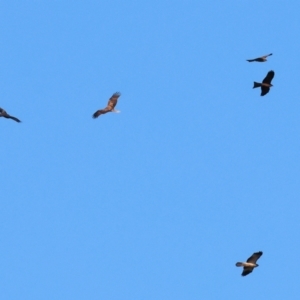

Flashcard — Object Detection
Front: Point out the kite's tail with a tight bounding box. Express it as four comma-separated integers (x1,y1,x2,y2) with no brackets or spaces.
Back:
253,82,261,88
235,262,244,267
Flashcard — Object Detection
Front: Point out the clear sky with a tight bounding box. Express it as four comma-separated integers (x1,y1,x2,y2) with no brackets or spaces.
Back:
1,1,299,299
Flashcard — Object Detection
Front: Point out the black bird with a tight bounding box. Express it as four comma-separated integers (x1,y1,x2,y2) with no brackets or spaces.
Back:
0,107,21,122
236,251,263,276
92,92,121,118
247,53,272,62
253,70,275,96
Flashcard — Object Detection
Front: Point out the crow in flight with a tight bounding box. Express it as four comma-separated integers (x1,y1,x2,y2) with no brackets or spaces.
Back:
253,71,275,96
236,251,263,276
92,92,121,118
0,107,21,122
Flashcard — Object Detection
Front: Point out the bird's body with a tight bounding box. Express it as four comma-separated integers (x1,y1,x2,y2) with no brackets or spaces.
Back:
247,53,272,62
253,70,275,96
92,92,121,118
236,262,257,268
0,108,21,123
236,251,263,276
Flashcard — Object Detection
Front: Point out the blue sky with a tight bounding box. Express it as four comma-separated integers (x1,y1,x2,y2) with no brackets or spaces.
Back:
1,1,299,299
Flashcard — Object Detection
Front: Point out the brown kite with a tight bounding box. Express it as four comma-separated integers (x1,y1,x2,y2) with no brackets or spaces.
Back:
253,70,275,96
0,107,21,123
247,53,272,62
236,251,263,276
92,92,121,118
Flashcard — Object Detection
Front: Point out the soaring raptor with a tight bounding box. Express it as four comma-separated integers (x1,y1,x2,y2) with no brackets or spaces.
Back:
253,70,275,96
0,107,21,123
247,53,272,62
236,251,263,276
92,92,121,118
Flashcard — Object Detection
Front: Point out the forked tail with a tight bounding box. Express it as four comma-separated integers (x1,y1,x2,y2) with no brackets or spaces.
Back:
253,82,261,88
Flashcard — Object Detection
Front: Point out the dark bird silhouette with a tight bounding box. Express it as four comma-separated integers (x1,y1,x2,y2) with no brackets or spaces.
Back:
247,53,272,62
236,251,263,276
253,70,275,96
0,107,21,123
92,92,121,118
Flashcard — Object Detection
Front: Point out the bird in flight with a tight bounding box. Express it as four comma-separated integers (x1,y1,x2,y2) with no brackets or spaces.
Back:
253,70,275,96
0,107,21,123
236,251,263,276
247,53,272,62
92,92,121,118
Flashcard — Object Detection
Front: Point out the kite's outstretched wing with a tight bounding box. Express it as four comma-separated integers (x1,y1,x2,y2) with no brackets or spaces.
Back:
246,251,263,264
0,108,21,122
262,71,275,84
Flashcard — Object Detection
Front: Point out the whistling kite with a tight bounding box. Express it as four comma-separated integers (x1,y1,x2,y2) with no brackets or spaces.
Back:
247,53,272,62
92,92,121,118
236,251,263,276
0,107,21,123
253,70,275,96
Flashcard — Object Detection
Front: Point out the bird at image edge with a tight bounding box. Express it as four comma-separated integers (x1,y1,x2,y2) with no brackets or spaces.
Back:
0,108,21,123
